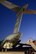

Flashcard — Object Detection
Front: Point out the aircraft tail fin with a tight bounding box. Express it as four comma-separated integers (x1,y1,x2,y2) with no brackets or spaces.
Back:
13,10,23,33
13,4,28,33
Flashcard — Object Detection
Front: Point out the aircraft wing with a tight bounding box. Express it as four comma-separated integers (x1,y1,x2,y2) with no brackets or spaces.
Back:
0,0,6,3
23,10,36,14
1,0,20,12
0,0,36,14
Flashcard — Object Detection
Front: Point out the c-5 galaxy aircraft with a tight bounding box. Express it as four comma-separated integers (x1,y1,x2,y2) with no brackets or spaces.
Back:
0,0,28,49
0,0,36,50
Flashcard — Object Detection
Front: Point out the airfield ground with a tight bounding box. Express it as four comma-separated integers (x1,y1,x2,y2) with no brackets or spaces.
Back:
0,52,24,54
0,52,36,54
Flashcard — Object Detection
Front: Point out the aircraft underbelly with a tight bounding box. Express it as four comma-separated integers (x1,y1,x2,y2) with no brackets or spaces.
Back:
5,33,21,40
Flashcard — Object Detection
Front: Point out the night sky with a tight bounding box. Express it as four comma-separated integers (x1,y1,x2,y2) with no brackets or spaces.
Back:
0,0,36,43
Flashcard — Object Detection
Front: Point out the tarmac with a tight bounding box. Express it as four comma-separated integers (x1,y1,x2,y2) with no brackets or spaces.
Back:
0,52,24,54
0,52,36,54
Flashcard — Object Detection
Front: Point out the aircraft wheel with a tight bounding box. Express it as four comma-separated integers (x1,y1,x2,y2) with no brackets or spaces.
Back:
2,49,4,52
4,48,7,52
